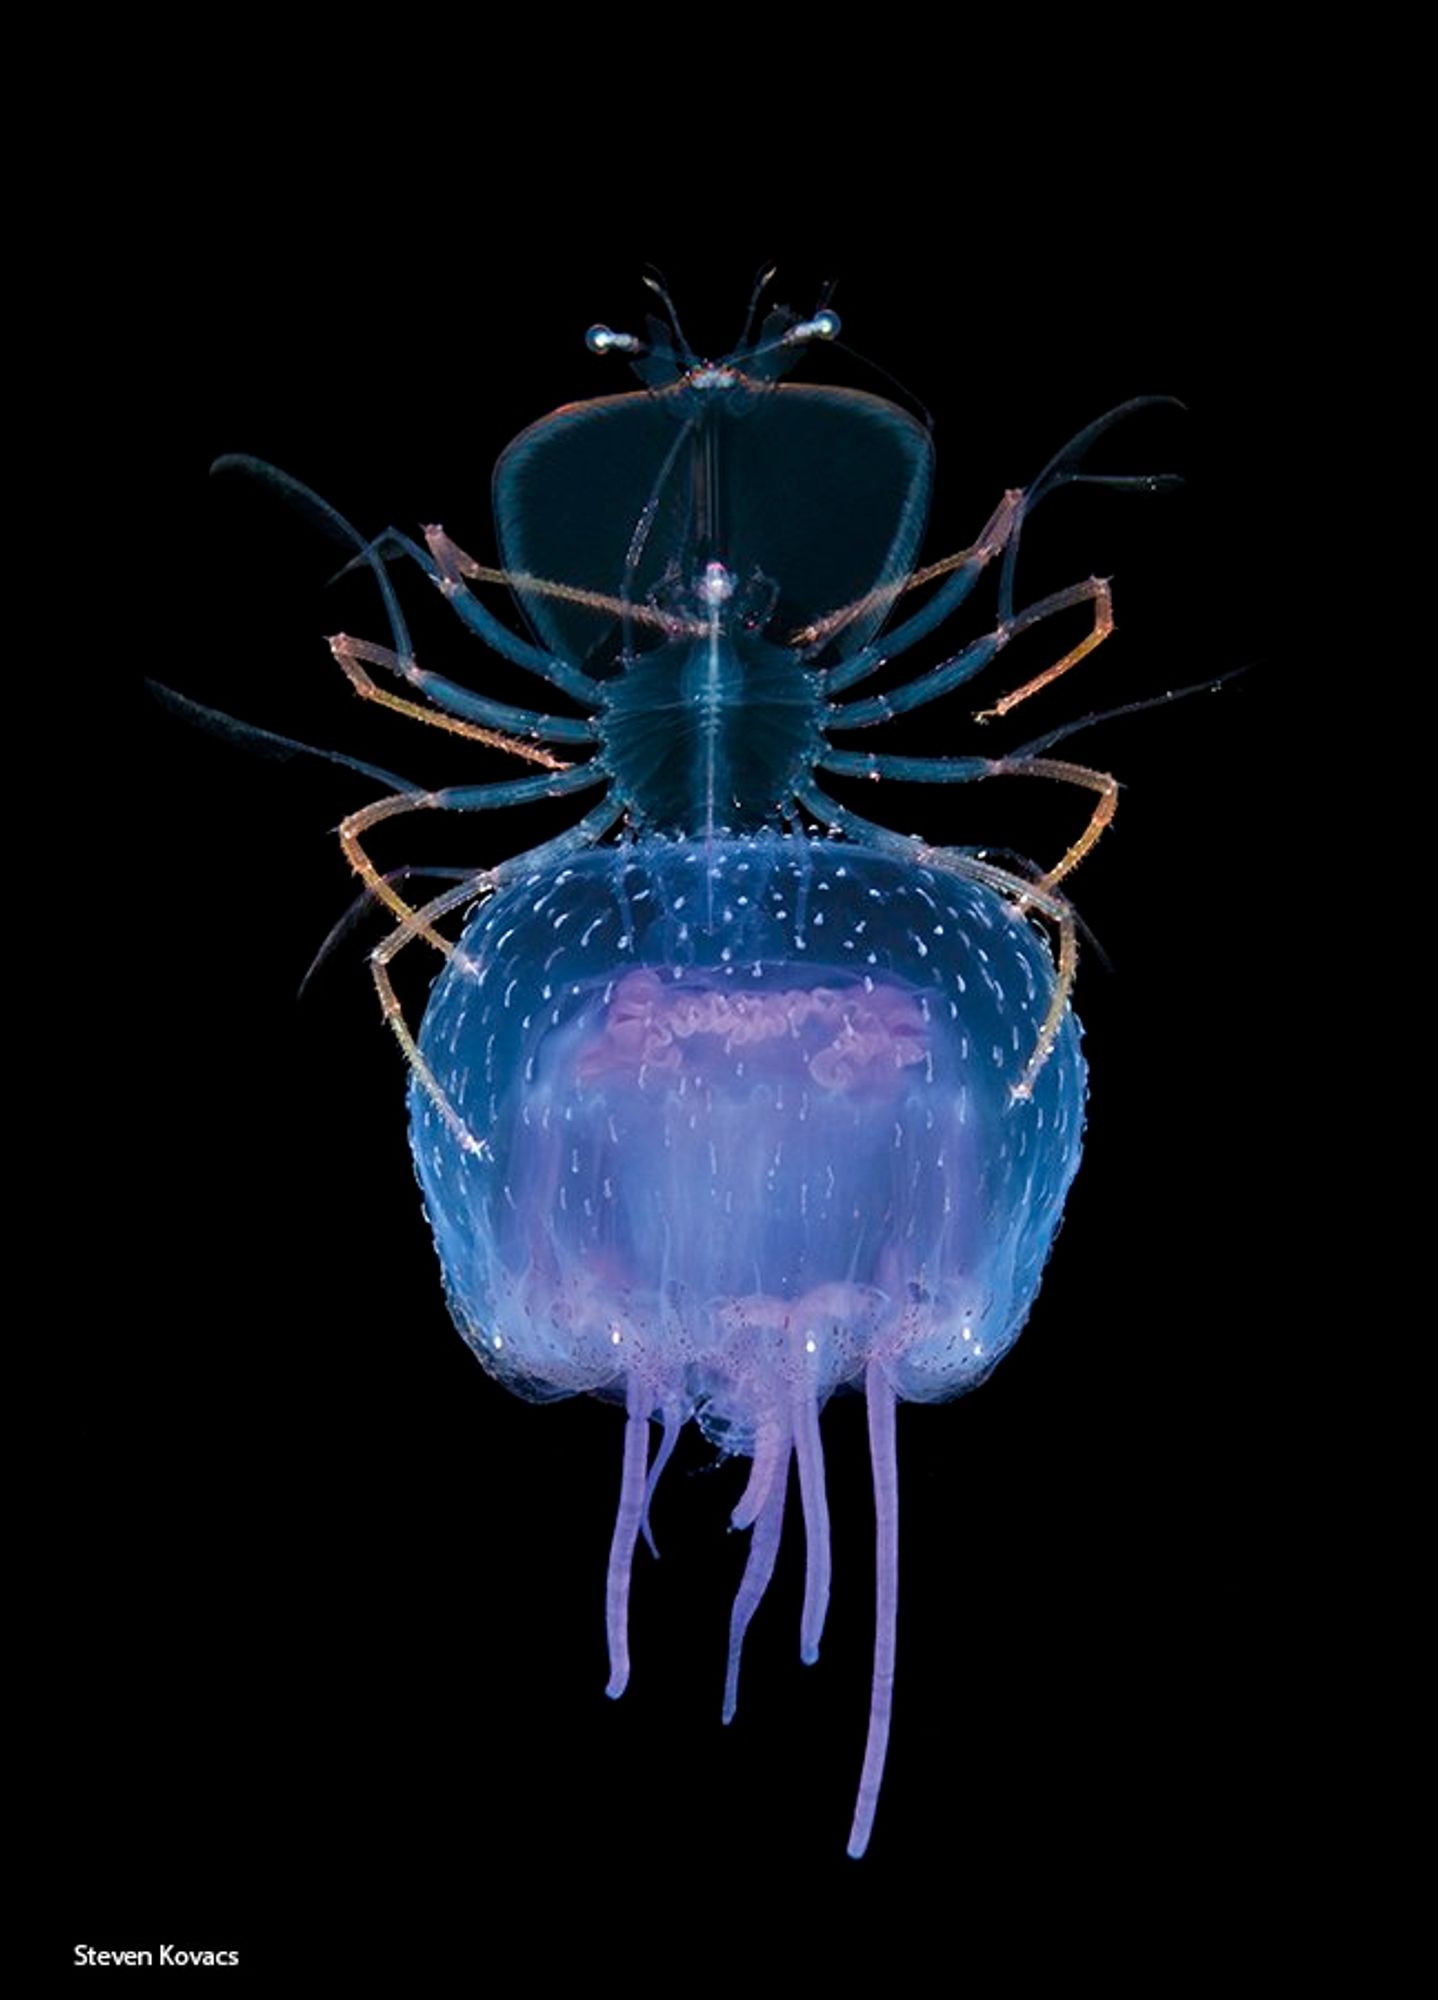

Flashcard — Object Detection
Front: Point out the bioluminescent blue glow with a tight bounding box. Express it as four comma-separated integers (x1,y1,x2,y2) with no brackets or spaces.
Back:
216,277,1180,1857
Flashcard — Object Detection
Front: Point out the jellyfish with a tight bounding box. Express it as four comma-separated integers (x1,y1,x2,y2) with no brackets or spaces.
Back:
412,835,1085,1857
211,278,1181,1856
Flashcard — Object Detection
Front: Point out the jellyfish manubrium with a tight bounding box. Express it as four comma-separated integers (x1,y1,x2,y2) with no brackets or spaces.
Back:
220,280,1179,1856
411,834,1085,1857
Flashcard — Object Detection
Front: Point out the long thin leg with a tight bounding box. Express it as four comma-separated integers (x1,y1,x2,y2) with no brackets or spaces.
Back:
815,749,1118,895
974,576,1114,722
793,777,1078,1100
422,529,699,645
340,765,607,957
212,456,601,707
300,863,479,997
816,492,1022,693
794,777,1069,924
364,874,498,1141
606,1376,651,1700
826,571,1117,733
366,797,627,1155
816,398,1178,697
847,1361,898,1861
328,632,596,749
996,397,1182,625
367,798,625,983
420,524,692,696
147,681,421,796
819,750,988,784
827,627,1007,729
985,755,1119,892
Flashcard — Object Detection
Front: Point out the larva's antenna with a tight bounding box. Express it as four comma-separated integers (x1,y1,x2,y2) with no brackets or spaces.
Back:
642,266,691,359
739,262,778,348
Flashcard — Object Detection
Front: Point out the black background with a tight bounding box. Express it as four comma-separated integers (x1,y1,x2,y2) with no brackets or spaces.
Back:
52,132,1319,1977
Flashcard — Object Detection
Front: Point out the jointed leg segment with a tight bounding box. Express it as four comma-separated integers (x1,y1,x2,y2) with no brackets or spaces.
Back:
329,633,592,753
975,576,1114,722
328,634,579,761
793,775,1081,1100
359,795,628,1156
